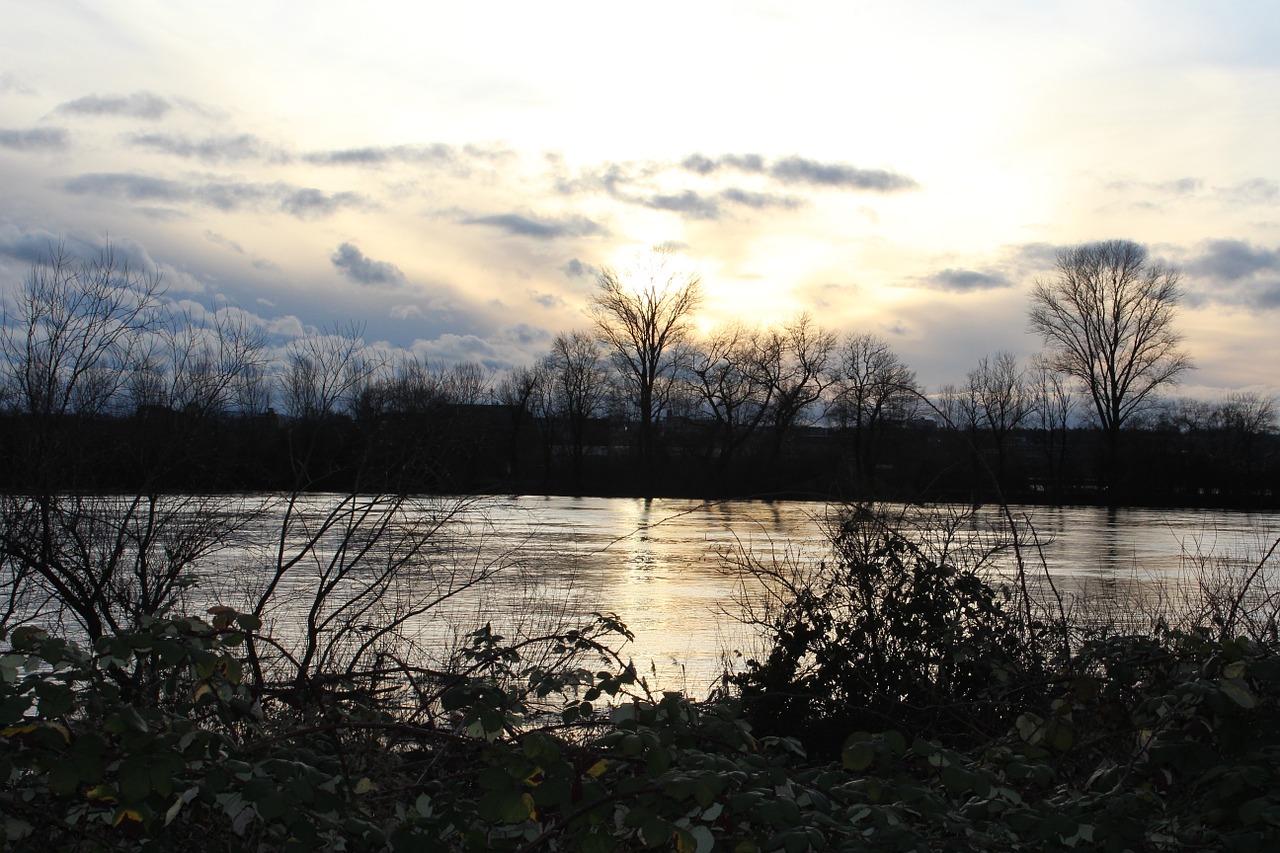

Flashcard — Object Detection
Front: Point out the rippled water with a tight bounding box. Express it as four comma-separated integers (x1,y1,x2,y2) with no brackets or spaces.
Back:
207,495,1280,697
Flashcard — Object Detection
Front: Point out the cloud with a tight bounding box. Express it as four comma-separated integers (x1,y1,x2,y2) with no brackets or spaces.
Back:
203,230,245,254
1105,177,1203,195
0,127,68,151
527,290,565,309
642,190,720,219
62,172,365,219
55,91,171,120
0,225,156,272
1217,178,1280,207
561,258,598,279
681,153,766,175
499,323,551,347
920,268,1012,292
1188,239,1280,282
303,143,456,167
769,156,917,191
282,188,363,219
1183,239,1280,311
390,304,428,321
719,187,801,210
680,152,916,192
0,72,36,95
331,243,405,287
461,213,604,240
127,132,274,163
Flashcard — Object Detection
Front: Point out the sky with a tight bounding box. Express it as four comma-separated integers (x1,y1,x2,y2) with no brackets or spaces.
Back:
2,0,1279,400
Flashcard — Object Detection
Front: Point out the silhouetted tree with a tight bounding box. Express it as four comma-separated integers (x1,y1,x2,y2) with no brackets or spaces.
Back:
1029,240,1193,497
546,331,608,487
689,323,774,479
1028,357,1076,498
590,251,702,491
966,351,1031,489
829,333,919,483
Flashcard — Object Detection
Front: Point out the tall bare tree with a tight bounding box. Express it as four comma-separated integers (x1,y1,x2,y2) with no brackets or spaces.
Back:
756,313,836,474
0,246,258,640
829,333,919,482
589,252,702,486
689,323,774,477
966,351,1032,488
546,331,609,485
1028,240,1193,471
1028,357,1075,498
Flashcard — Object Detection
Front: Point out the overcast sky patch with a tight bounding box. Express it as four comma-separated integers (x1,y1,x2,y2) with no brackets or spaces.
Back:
0,127,68,151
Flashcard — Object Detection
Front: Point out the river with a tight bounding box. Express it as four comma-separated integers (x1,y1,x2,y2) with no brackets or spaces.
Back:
207,495,1280,698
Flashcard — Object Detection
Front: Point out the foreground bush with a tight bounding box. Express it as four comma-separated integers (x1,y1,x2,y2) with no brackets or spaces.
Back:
5,603,1280,850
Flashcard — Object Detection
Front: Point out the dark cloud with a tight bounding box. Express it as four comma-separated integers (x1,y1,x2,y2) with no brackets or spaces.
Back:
642,190,720,219
127,132,273,163
561,258,598,279
0,225,156,272
679,153,916,192
63,172,365,219
1188,239,1280,281
461,213,603,240
681,153,766,175
0,127,68,151
499,323,551,347
282,188,363,219
64,172,187,202
1183,239,1280,311
55,91,171,120
922,268,1011,292
719,187,801,210
304,143,456,166
331,243,405,287
769,156,917,191
528,290,565,309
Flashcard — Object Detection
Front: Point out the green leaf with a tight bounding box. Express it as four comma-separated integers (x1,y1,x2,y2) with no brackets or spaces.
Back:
119,756,153,803
1221,678,1257,709
842,738,874,771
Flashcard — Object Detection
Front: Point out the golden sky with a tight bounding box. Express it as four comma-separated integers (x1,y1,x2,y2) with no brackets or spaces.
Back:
1,0,1278,397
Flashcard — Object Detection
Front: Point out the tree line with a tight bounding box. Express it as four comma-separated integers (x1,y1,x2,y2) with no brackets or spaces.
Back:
0,241,1275,506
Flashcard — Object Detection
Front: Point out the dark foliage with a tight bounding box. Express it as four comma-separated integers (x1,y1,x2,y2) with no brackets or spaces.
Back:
733,506,1049,752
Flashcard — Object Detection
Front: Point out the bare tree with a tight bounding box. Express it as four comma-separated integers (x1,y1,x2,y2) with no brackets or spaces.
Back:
589,251,702,487
495,362,548,480
1213,391,1277,484
756,314,836,474
0,246,257,640
829,333,920,482
440,360,492,405
281,324,379,422
546,331,609,485
966,351,1032,488
1028,240,1193,474
1028,357,1076,497
689,323,774,477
